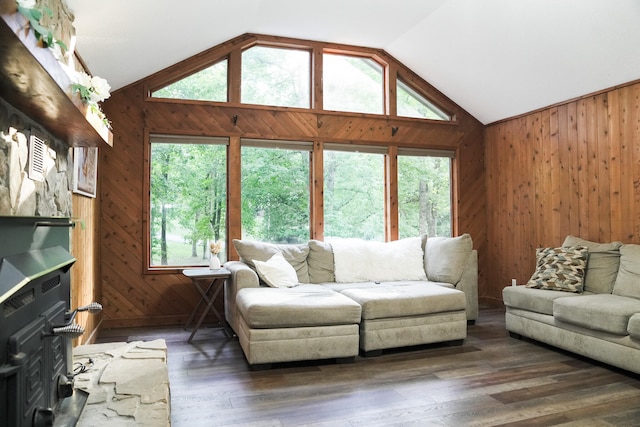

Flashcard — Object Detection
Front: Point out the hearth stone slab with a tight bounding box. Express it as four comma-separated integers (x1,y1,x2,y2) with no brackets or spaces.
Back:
73,339,170,426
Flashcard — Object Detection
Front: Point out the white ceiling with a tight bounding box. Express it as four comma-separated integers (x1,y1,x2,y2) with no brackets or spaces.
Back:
65,0,640,124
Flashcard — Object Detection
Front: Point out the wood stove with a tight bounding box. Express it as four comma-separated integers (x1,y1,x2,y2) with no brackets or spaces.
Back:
0,217,99,427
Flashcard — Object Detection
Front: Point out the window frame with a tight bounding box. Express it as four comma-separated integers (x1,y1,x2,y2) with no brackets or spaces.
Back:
239,138,314,244
144,133,230,273
396,148,455,238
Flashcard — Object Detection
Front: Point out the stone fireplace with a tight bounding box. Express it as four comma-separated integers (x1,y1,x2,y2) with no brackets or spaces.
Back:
0,97,74,217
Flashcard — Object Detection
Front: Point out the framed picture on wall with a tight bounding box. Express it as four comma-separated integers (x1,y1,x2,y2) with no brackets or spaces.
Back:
73,147,98,198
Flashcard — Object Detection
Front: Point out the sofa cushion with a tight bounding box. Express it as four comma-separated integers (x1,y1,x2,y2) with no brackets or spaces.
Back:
232,239,310,283
562,235,622,294
307,240,335,283
502,285,573,315
331,237,427,283
628,313,640,340
525,246,588,293
340,283,465,320
236,284,362,328
553,294,640,336
612,244,640,299
253,252,299,288
424,234,473,284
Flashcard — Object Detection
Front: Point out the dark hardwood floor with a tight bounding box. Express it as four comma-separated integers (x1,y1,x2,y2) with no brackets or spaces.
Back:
96,306,640,427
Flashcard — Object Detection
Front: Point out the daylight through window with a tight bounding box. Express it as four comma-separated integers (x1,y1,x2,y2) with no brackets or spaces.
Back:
397,149,453,238
149,136,228,268
241,140,312,243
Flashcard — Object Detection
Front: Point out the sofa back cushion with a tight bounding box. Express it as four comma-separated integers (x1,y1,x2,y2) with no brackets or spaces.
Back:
424,234,473,284
232,239,310,283
307,240,335,283
331,237,427,283
562,235,622,294
612,244,640,299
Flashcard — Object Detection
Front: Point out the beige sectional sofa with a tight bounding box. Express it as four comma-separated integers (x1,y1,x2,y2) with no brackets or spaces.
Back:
224,234,478,367
503,235,640,375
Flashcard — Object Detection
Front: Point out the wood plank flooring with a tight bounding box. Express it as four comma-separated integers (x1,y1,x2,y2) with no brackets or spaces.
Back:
95,306,640,427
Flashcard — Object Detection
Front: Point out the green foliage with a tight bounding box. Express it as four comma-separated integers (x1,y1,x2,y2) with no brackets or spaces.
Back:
241,147,310,243
241,46,310,108
397,81,449,121
17,4,67,51
150,143,227,266
398,156,451,238
324,151,385,241
153,60,228,101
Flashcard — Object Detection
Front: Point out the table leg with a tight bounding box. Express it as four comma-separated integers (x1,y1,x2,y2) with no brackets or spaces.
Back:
187,278,225,343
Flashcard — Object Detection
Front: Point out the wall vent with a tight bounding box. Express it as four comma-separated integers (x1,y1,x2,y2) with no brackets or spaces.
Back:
28,135,46,182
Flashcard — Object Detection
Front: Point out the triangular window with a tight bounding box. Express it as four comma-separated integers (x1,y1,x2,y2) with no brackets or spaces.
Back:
152,59,228,102
397,79,451,121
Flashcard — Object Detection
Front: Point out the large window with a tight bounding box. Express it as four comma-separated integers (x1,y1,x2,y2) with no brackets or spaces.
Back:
149,136,228,267
241,46,310,108
323,53,384,114
241,140,311,243
398,149,452,238
323,147,385,241
151,60,228,102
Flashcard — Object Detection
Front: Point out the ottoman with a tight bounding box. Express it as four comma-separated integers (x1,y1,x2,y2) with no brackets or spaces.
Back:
339,283,467,355
235,284,362,367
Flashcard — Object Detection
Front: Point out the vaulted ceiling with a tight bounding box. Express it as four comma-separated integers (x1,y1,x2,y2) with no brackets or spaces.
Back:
65,0,640,124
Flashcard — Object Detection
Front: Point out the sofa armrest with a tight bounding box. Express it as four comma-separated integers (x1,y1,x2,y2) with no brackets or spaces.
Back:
224,261,260,334
456,250,478,322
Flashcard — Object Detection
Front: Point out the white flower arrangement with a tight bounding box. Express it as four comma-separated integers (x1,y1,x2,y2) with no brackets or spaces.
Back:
71,72,112,128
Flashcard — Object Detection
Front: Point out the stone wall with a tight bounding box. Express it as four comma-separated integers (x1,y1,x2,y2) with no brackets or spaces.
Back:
0,97,73,216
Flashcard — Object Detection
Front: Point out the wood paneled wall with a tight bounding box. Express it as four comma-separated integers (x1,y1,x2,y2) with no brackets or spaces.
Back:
71,192,102,344
99,34,486,328
484,82,640,303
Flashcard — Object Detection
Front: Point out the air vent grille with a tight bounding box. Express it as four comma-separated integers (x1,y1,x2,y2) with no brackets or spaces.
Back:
3,288,34,317
28,134,46,182
41,275,60,294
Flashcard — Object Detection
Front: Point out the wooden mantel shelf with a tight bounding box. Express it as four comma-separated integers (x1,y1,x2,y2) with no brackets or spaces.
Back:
0,12,113,147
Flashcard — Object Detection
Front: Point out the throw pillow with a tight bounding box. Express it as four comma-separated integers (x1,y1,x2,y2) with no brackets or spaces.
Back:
424,234,473,284
526,246,588,293
232,239,310,283
331,237,427,283
562,235,622,294
612,244,640,299
253,252,299,288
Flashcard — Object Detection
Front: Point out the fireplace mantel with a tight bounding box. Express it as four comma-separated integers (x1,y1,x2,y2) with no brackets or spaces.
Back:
0,12,113,147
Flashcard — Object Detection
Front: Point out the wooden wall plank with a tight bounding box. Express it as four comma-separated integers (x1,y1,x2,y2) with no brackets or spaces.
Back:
484,81,640,303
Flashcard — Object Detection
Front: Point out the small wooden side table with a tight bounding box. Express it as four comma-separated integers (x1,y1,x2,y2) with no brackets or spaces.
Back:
182,267,231,342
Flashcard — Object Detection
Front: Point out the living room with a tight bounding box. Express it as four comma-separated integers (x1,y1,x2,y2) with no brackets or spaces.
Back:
1,0,640,425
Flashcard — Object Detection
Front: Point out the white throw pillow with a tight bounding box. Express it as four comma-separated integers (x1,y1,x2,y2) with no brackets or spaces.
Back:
253,252,299,288
331,237,427,283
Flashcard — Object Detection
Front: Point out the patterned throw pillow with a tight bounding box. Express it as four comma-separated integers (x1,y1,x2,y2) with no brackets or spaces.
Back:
526,246,588,293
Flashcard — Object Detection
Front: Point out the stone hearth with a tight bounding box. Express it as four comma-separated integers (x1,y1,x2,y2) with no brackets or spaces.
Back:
72,339,170,426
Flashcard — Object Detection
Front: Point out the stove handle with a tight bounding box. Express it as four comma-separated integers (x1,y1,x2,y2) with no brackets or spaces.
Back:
50,324,85,338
